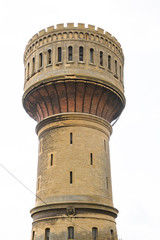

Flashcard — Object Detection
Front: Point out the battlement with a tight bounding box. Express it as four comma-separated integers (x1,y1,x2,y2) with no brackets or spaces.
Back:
24,23,124,62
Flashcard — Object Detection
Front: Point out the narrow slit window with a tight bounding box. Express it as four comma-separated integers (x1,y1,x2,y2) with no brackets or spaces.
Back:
106,177,108,189
68,46,73,61
50,154,53,166
120,66,122,81
32,57,35,73
39,138,43,154
70,132,72,144
70,171,73,184
115,60,117,76
79,46,83,61
37,178,40,191
108,55,111,70
90,153,93,165
32,231,35,240
27,62,30,79
58,47,62,62
25,67,26,80
104,139,106,152
92,227,98,240
90,48,94,63
39,53,43,68
68,226,74,239
45,228,50,240
48,49,52,64
100,51,103,66
110,229,114,240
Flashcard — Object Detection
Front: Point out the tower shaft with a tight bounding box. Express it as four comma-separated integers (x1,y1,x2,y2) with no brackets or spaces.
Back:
32,113,117,239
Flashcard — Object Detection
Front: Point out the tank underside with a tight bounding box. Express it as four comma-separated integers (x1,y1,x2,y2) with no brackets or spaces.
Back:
23,79,124,123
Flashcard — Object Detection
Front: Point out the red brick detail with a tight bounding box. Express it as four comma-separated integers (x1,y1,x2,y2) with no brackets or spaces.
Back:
75,82,86,112
66,82,76,112
83,83,95,113
23,81,123,123
46,83,60,115
56,82,67,113
90,85,103,115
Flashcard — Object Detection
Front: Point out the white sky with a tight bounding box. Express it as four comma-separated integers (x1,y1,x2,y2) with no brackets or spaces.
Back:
0,0,160,239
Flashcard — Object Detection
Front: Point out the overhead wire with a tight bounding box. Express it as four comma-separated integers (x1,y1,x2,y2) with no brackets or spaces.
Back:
0,151,121,240
0,162,96,234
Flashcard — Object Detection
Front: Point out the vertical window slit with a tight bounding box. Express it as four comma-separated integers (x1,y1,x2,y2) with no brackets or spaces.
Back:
100,51,103,66
68,46,73,61
70,171,73,184
37,178,40,191
108,55,111,70
90,48,94,63
92,227,98,240
58,47,62,62
32,57,35,73
50,154,53,166
79,46,83,61
27,62,30,79
90,153,93,165
115,60,117,76
106,177,108,189
48,49,52,64
104,139,106,152
68,226,74,239
111,229,114,240
32,231,35,240
45,228,50,240
39,53,43,68
70,132,73,144
120,65,122,81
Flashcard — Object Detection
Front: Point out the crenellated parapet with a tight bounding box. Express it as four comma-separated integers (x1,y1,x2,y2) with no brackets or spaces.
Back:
24,23,124,62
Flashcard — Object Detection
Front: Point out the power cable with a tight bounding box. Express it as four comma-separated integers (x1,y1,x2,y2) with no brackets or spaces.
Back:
0,162,121,239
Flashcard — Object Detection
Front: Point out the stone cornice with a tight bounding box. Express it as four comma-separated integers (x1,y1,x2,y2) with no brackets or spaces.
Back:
30,201,118,219
36,112,112,137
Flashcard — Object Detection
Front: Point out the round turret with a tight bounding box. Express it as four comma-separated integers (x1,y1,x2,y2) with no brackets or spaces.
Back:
23,23,125,123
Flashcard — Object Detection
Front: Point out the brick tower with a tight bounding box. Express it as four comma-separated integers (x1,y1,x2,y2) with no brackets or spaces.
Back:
23,23,125,240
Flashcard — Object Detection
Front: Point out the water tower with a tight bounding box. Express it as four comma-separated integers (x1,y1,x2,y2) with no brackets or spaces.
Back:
23,23,125,240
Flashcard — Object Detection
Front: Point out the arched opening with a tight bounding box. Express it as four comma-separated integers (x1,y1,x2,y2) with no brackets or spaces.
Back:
115,60,117,76
79,46,83,61
108,55,111,70
100,51,103,66
68,226,74,239
32,231,35,240
45,228,50,240
32,57,35,73
39,53,43,68
48,49,52,64
68,46,73,61
58,47,62,62
92,227,98,240
110,229,114,240
90,48,94,63
120,65,122,81
27,62,30,79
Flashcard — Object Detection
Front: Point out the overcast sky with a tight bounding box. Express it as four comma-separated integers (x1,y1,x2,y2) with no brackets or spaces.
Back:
0,0,160,239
